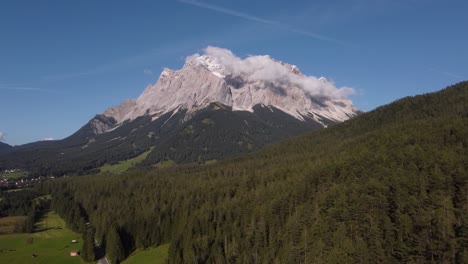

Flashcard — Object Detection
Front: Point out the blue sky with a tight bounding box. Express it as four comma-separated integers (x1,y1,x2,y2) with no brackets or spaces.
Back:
0,0,467,145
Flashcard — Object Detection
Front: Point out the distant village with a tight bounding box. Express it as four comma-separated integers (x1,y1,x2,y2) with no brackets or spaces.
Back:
0,169,54,190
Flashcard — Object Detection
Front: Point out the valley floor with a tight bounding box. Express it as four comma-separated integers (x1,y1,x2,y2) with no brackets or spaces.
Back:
0,210,85,264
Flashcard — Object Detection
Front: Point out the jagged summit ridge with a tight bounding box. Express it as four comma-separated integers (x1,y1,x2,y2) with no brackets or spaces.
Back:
102,47,358,131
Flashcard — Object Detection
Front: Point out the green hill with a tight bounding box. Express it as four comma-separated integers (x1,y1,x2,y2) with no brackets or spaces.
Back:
40,82,468,263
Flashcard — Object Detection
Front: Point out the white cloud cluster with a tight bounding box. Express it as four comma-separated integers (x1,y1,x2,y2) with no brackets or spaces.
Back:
41,137,54,141
0,131,4,141
186,46,354,99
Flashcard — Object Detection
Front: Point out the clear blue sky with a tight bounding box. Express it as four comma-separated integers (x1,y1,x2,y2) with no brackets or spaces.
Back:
1,0,467,145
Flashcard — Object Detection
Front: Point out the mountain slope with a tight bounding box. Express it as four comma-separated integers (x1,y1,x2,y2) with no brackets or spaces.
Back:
141,103,324,165
41,82,468,263
0,142,11,150
0,104,325,175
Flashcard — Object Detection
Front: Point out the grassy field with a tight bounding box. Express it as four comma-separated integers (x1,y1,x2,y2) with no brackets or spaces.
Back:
100,147,154,174
0,216,27,234
0,170,28,179
152,160,176,169
204,159,218,165
0,211,85,264
122,244,169,264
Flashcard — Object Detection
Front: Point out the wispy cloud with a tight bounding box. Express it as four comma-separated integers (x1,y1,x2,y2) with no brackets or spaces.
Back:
428,67,466,79
41,137,54,141
1,86,43,91
0,131,4,141
178,0,350,46
0,85,65,94
144,69,153,75
180,0,278,26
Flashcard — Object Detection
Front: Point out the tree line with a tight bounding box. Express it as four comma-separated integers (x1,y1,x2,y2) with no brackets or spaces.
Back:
0,189,50,233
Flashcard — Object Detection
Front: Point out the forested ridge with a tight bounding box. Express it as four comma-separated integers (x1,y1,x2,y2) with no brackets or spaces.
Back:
0,103,322,176
39,82,468,263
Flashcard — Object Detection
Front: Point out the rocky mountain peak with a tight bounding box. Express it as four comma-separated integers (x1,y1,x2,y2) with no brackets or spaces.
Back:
98,47,359,133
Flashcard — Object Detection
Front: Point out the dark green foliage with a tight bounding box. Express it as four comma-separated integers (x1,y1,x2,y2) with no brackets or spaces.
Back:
50,192,88,234
106,227,125,264
0,189,39,216
38,82,468,263
81,226,96,262
141,104,322,166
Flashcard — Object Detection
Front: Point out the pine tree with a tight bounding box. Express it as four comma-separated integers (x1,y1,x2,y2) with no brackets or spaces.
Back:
106,227,125,264
81,227,96,262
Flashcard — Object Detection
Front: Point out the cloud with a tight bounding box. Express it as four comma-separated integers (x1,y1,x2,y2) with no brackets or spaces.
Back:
41,137,54,141
144,69,153,75
0,84,65,94
186,46,355,99
0,131,4,141
428,67,465,79
178,0,350,46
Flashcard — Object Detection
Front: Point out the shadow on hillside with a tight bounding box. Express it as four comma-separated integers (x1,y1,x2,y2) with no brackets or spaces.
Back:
33,209,61,233
94,241,106,260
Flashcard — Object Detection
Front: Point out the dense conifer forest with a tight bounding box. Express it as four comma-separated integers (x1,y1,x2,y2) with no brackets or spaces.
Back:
39,82,468,263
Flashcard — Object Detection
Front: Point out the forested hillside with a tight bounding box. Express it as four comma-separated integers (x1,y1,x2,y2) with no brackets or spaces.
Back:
0,104,322,176
39,82,468,263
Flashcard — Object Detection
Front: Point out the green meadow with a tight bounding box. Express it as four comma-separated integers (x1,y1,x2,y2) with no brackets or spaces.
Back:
0,211,85,264
0,170,28,179
122,244,169,264
100,147,154,174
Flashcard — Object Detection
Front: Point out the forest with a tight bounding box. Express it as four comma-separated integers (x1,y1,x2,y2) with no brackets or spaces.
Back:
38,81,468,263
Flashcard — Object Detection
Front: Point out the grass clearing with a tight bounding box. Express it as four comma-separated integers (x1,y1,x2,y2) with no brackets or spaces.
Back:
122,243,169,264
204,159,218,165
0,216,27,234
0,171,28,179
0,210,85,264
100,147,154,174
152,160,176,169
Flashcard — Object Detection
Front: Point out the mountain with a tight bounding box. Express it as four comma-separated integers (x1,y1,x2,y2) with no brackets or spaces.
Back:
41,82,468,263
0,47,358,176
98,51,356,129
0,142,11,150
